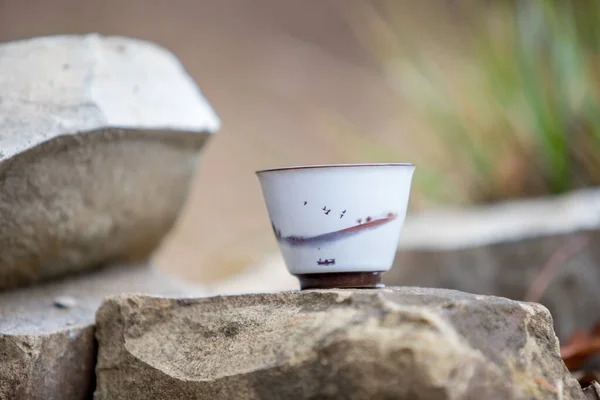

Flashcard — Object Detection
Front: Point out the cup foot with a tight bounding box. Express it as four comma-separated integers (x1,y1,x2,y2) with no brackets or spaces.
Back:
295,271,385,290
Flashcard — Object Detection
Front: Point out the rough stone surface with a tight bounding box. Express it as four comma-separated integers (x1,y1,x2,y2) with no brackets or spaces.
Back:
386,188,600,340
387,230,600,341
0,34,220,289
94,288,584,400
584,382,600,399
0,263,204,400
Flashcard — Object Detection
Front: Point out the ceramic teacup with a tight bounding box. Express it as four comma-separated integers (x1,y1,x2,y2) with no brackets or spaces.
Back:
256,163,415,289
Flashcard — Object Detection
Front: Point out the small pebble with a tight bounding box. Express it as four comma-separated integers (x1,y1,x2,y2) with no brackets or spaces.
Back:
53,296,77,309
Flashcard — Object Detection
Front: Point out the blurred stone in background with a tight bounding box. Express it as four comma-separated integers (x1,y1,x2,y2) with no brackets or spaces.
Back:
0,34,218,289
387,188,600,341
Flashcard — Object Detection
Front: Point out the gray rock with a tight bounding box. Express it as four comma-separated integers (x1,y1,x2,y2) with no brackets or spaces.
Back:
94,287,584,400
386,188,600,340
0,263,204,400
584,382,600,399
0,34,220,289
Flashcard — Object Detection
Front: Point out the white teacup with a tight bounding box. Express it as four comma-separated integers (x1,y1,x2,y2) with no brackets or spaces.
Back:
256,163,415,289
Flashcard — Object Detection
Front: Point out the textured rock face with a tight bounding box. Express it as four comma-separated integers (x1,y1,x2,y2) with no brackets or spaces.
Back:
94,288,584,400
0,263,204,400
584,382,600,399
0,34,220,289
387,230,600,341
386,188,600,340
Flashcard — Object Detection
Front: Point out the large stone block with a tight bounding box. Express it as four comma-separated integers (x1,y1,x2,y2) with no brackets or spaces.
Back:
386,188,600,339
94,288,584,399
0,263,203,400
0,34,220,289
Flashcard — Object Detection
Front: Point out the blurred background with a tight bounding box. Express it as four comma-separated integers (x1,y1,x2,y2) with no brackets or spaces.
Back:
1,0,598,284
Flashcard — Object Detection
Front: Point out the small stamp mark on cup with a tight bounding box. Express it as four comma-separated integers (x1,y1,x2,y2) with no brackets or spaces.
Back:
317,258,336,266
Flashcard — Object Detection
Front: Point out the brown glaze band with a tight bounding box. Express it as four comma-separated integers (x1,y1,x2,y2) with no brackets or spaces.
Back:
296,272,385,290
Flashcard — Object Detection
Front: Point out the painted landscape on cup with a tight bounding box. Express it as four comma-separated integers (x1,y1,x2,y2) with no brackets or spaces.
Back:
270,200,398,266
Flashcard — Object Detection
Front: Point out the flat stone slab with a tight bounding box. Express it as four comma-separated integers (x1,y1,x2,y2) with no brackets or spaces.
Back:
398,188,600,250
94,287,584,400
385,189,600,340
0,263,203,400
388,230,600,341
0,34,220,289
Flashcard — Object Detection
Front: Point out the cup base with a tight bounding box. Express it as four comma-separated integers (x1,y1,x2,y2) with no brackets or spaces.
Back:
295,271,385,290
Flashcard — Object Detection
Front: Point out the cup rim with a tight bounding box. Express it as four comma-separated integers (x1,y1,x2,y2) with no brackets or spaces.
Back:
256,162,415,175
